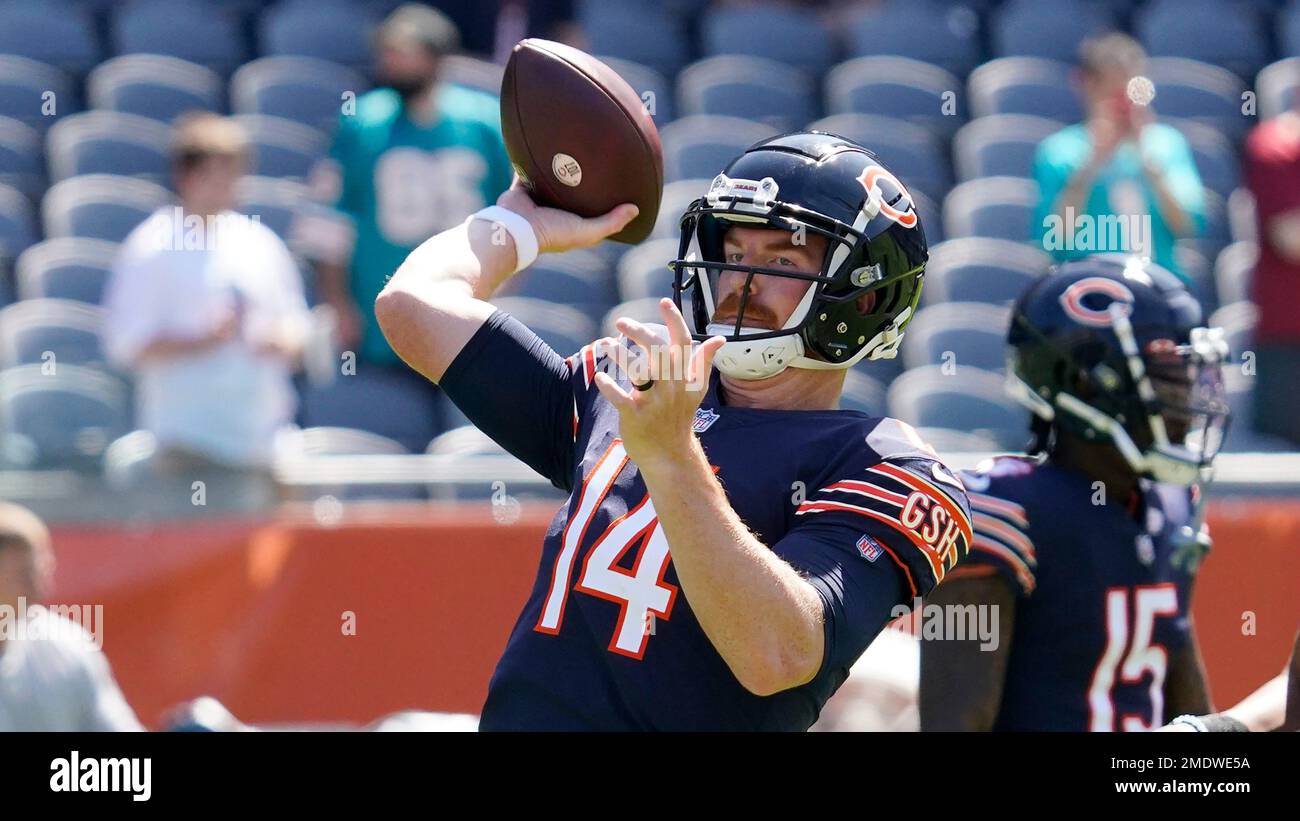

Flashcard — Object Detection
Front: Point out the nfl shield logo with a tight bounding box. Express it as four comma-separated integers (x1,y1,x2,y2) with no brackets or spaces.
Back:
855,534,883,562
692,407,720,433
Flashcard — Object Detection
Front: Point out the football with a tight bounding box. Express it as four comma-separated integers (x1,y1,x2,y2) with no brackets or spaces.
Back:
500,38,663,244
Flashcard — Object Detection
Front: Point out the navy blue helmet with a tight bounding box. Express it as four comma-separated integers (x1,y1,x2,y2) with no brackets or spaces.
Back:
1006,255,1230,485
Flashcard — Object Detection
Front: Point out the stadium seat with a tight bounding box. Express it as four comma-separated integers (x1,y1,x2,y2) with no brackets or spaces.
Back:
285,426,408,456
426,425,505,457
0,0,100,75
87,55,222,125
42,174,171,243
942,177,1040,243
602,297,671,338
844,0,983,77
1174,243,1216,315
990,0,1116,61
699,3,836,73
597,57,674,124
1256,57,1300,120
0,56,76,132
968,58,1083,122
229,115,328,180
617,238,680,302
438,55,505,97
230,57,368,133
0,116,44,199
1194,189,1233,260
838,369,887,417
808,115,952,202
901,302,1012,372
234,175,309,242
824,56,966,139
1285,1,1300,61
578,0,690,77
651,178,709,239
911,189,945,245
497,249,618,316
1135,0,1269,82
0,364,129,471
659,116,778,182
0,298,105,369
1227,187,1257,245
952,115,1063,181
112,0,247,76
45,112,171,184
677,56,817,133
923,237,1053,305
1214,241,1257,307
887,365,1029,450
0,183,38,263
14,238,117,304
1164,119,1239,199
259,0,374,68
298,368,437,454
1148,58,1251,139
491,297,598,358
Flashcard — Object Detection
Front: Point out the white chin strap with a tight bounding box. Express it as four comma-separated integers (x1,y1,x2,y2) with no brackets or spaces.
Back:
705,306,912,381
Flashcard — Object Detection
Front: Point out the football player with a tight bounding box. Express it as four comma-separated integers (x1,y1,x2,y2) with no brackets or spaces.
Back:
920,255,1230,731
376,132,973,730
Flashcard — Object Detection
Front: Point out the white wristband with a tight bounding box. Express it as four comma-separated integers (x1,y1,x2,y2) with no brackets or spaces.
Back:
466,205,539,272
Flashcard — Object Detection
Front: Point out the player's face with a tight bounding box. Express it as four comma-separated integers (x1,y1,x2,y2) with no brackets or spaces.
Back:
714,226,829,330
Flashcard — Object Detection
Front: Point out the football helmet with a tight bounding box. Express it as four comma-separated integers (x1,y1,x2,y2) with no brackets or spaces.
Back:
670,131,928,380
1007,255,1230,486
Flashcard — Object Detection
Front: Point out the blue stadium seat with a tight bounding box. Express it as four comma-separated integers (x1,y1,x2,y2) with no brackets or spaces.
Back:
229,115,328,180
1255,57,1300,120
677,57,817,133
844,0,983,77
838,369,887,417
87,55,222,125
923,237,1053,305
45,112,171,184
942,177,1040,242
0,116,43,199
492,297,598,358
602,297,675,338
1284,2,1300,61
824,57,966,139
234,175,309,242
259,0,377,68
1165,118,1240,198
42,174,171,242
0,56,76,133
901,302,1012,372
809,114,952,202
230,57,367,133
1148,58,1251,139
968,58,1083,122
597,57,675,124
1136,0,1269,82
1196,189,1233,259
659,116,778,182
991,0,1116,61
699,3,836,73
0,0,100,75
1227,187,1256,245
652,178,710,239
1174,243,1217,315
0,364,129,470
1214,241,1257,307
298,368,438,454
953,114,1063,181
497,249,617,316
578,0,690,77
438,55,505,97
887,365,1029,450
911,189,945,245
0,183,38,264
0,298,105,369
112,0,247,75
276,426,424,501
617,238,680,302
14,238,117,304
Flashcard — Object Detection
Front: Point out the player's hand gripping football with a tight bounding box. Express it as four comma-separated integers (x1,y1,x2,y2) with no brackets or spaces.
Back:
593,298,726,467
497,178,639,255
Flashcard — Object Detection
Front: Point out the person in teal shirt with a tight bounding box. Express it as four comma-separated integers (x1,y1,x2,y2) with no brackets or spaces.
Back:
1032,33,1206,282
315,4,513,368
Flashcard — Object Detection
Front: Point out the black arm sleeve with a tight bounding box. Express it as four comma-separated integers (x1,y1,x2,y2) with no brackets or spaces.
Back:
437,310,578,492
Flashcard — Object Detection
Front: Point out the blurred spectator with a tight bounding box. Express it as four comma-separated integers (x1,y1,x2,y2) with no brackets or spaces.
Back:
1032,33,1205,280
102,113,310,476
1243,91,1300,447
312,5,512,400
0,502,142,731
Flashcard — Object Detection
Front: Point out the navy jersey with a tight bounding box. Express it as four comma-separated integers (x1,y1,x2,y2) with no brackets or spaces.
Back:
440,311,973,730
958,455,1202,732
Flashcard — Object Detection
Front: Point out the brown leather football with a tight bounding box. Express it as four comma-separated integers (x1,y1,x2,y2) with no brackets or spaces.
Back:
500,38,663,244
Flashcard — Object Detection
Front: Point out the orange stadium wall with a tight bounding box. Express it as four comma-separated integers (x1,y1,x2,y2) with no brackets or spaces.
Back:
46,500,1300,729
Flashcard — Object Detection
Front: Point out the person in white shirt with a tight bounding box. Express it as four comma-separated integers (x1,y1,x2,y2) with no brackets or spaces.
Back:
102,113,310,473
0,502,142,732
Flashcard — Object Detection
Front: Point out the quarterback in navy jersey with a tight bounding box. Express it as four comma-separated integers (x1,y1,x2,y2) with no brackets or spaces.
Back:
376,132,973,730
920,256,1231,732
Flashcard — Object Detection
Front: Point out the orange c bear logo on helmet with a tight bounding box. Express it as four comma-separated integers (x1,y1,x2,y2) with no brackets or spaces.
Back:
857,166,918,229
1059,277,1136,328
